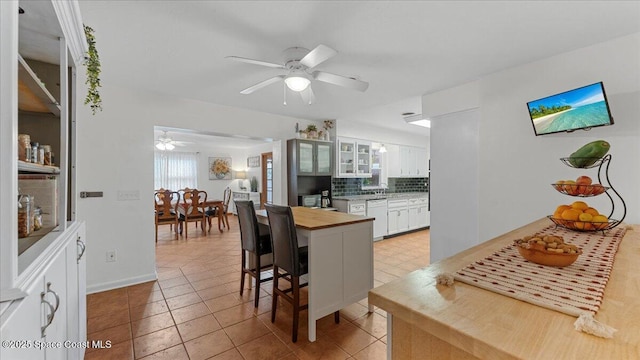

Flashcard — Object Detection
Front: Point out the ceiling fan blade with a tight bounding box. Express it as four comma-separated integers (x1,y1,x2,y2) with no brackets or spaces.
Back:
240,75,285,94
313,71,369,92
226,56,285,69
300,44,337,69
300,86,316,105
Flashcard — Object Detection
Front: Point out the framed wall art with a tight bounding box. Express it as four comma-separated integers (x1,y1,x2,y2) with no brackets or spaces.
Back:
247,156,260,168
209,157,232,180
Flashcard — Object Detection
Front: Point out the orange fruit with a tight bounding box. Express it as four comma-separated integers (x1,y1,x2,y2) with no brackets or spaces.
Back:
555,205,571,214
584,208,599,216
578,213,593,222
561,209,581,221
563,180,577,195
592,215,609,229
571,201,589,211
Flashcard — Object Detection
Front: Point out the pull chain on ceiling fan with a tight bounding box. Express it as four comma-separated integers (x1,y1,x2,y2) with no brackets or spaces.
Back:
226,44,369,105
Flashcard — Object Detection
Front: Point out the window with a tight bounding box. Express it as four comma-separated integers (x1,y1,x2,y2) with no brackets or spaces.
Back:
154,151,198,190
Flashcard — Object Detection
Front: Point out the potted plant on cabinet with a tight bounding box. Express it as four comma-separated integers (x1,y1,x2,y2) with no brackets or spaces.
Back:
306,124,318,139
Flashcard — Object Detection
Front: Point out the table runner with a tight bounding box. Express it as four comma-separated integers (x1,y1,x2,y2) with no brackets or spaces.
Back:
454,225,627,318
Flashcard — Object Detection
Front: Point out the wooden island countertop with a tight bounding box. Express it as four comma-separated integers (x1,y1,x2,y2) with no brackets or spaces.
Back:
369,218,640,359
256,206,373,230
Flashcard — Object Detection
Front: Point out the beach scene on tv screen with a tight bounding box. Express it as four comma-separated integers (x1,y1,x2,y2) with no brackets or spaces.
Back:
528,83,611,135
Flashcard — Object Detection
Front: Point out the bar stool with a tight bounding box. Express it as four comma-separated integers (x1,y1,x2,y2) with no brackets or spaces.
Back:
236,200,273,307
264,204,339,342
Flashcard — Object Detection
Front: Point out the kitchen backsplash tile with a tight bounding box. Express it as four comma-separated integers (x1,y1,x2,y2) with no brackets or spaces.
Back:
332,177,428,196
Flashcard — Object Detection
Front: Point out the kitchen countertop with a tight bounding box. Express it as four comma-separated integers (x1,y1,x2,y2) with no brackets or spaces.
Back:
256,206,373,230
369,218,640,359
332,192,428,201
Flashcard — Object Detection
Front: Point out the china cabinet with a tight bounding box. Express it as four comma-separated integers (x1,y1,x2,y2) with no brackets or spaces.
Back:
1,1,87,358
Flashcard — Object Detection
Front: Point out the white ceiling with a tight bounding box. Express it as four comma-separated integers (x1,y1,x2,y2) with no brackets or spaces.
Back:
79,1,639,137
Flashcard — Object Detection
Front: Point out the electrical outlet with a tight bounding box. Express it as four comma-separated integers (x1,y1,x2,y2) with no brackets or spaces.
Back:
106,250,116,262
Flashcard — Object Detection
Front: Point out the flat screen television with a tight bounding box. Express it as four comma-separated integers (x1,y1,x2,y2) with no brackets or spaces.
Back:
527,82,614,136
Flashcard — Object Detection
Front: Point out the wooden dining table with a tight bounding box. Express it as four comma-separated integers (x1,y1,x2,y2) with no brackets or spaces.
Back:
158,199,225,233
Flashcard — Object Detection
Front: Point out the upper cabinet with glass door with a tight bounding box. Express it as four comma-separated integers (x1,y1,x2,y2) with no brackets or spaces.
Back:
337,137,371,177
291,139,333,176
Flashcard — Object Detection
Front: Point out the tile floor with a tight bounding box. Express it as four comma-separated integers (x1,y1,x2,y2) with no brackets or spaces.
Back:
85,217,430,359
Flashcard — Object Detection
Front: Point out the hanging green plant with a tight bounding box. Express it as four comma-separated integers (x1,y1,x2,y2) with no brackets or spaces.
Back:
83,25,102,115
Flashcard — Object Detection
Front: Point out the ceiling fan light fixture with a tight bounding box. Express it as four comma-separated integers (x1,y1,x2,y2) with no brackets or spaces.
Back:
165,143,175,150
284,73,311,92
379,144,387,153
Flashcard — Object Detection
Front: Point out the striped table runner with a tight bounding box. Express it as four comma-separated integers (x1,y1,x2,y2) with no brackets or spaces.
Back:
455,225,627,317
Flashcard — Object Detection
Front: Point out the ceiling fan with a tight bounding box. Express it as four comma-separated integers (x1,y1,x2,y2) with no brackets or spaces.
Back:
226,44,369,104
155,131,191,151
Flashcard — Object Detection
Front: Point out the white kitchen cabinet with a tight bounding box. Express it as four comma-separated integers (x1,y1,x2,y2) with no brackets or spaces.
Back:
0,223,85,360
386,144,401,178
65,225,87,360
415,147,429,177
336,137,371,177
387,199,409,235
388,146,428,178
408,197,429,230
400,146,416,176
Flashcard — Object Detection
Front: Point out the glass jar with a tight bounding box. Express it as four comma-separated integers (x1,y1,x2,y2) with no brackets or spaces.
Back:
18,134,31,162
33,207,43,231
18,195,32,238
42,145,53,166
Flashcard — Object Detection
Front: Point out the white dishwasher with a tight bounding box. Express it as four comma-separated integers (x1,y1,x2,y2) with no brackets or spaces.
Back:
367,199,388,241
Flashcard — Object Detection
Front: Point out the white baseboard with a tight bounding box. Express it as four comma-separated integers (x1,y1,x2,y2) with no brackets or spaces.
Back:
87,271,158,294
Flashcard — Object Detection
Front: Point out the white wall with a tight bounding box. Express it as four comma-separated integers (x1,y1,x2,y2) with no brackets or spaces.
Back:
430,109,479,263
76,83,316,293
424,33,640,257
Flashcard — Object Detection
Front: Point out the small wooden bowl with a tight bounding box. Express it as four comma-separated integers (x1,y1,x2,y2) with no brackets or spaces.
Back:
516,246,580,267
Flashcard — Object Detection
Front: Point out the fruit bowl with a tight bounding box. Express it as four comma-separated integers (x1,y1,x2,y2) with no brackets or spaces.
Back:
551,183,609,197
560,157,605,169
547,215,618,232
514,235,581,267
516,244,580,267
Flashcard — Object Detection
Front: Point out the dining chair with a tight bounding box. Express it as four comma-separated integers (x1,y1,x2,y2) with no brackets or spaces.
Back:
264,204,339,342
206,186,232,231
236,200,273,307
178,189,207,238
154,190,179,242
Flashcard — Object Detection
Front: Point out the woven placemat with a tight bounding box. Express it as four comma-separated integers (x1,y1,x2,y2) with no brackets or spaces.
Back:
455,225,627,317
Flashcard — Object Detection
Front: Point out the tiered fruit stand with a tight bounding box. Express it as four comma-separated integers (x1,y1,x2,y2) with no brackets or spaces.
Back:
548,154,627,233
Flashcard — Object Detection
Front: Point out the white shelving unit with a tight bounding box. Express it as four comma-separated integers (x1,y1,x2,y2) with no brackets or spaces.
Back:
1,1,88,359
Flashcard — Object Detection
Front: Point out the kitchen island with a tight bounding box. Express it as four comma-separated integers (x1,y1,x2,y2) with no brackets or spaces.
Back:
256,206,375,342
369,218,640,359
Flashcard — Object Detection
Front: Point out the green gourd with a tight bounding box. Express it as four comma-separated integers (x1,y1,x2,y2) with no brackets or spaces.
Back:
568,140,610,168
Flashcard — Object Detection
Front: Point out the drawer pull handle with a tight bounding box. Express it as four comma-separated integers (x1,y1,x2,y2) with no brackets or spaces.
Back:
46,282,60,313
77,237,86,263
40,292,56,337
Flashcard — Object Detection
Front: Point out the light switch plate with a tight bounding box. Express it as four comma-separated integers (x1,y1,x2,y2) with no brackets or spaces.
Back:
117,190,140,201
